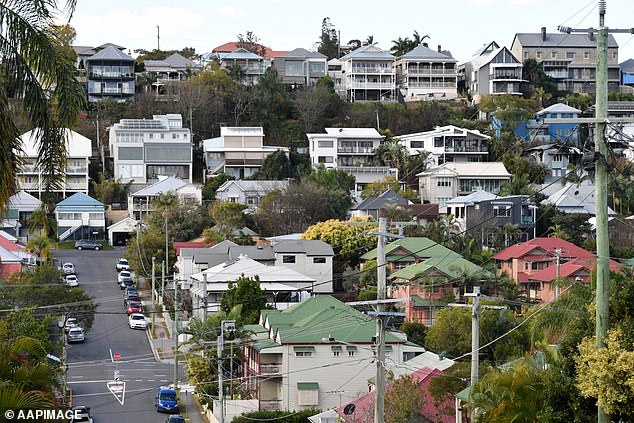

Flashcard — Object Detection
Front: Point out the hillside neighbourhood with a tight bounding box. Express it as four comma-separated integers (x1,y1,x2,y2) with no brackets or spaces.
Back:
3,4,634,423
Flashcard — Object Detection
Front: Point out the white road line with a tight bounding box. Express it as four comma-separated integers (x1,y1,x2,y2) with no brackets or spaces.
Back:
160,379,168,382
148,379,155,382
71,376,84,379
155,374,167,377
68,379,130,384
135,379,143,382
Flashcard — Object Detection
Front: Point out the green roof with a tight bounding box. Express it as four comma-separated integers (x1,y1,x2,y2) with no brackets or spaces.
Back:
410,295,448,308
297,382,319,390
456,386,472,402
361,237,454,262
243,324,268,335
252,339,280,351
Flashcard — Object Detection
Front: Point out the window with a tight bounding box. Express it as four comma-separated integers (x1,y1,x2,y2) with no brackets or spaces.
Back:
145,146,192,162
551,52,558,59
437,177,452,187
410,141,424,148
332,346,342,357
348,350,356,357
295,351,313,357
58,213,81,220
613,52,618,60
553,154,563,162
433,137,444,148
436,197,451,207
584,52,590,59
313,257,326,264
172,134,178,139
317,156,333,163
149,133,154,139
285,61,303,76
318,140,333,148
294,346,314,357
246,197,258,205
88,213,102,220
566,52,575,59
228,197,238,203
282,255,296,264
493,205,511,217
524,52,528,59
118,147,143,160
309,62,325,73
297,383,319,406
536,51,542,59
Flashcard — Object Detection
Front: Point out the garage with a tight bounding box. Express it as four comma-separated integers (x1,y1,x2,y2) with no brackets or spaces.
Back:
107,217,141,247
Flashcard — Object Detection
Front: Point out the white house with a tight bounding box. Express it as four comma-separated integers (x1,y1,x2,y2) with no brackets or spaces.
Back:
17,129,91,198
189,255,315,319
395,44,458,102
203,127,288,180
270,240,335,294
109,114,193,184
0,191,42,242
307,128,384,168
55,193,106,241
107,217,142,246
128,176,202,220
417,162,511,207
215,180,290,212
396,125,490,167
340,45,396,102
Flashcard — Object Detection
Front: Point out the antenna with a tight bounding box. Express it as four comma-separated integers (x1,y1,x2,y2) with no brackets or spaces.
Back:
157,25,160,51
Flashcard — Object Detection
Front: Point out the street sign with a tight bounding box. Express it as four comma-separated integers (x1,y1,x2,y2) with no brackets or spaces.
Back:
107,381,125,405
113,352,121,361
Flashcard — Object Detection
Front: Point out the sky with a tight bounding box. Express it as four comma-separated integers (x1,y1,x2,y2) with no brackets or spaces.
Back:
68,0,634,63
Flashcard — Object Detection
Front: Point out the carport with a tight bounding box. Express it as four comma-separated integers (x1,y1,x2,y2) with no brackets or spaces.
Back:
107,217,140,247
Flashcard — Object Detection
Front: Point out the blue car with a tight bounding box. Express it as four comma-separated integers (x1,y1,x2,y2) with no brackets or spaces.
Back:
155,386,178,413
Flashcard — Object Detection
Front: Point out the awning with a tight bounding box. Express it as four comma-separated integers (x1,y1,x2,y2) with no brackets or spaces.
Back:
331,346,342,351
293,346,315,352
297,382,319,390
346,346,357,351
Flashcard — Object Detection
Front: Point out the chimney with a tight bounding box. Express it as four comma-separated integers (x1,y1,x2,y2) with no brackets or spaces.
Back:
588,30,595,41
438,44,442,53
541,27,547,41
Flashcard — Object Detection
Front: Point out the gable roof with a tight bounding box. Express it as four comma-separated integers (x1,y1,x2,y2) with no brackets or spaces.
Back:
389,254,483,280
340,44,395,61
18,129,92,157
400,44,456,61
212,42,287,59
272,240,334,256
621,58,634,73
352,188,409,211
513,33,618,49
222,48,264,60
417,162,510,178
216,180,289,193
281,48,327,59
228,245,275,261
493,237,595,261
362,237,467,264
106,217,140,232
163,53,194,68
536,103,582,116
542,182,616,215
131,177,188,197
468,45,520,71
445,190,498,205
8,191,42,211
190,255,314,283
86,45,134,62
56,193,104,210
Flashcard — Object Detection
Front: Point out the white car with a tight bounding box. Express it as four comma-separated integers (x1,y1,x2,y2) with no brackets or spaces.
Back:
116,258,130,272
128,313,148,330
64,317,78,333
67,327,85,343
65,274,79,287
62,262,75,275
118,270,133,284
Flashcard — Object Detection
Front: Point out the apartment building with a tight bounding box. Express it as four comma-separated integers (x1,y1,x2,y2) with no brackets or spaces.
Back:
340,45,396,102
307,127,384,168
203,127,288,179
395,44,458,101
510,29,620,94
84,45,135,102
17,129,91,199
397,125,489,167
417,162,511,207
458,41,524,104
273,48,327,87
109,114,193,184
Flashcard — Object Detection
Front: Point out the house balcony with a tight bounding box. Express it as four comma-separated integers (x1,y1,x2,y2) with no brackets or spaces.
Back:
445,146,488,153
88,72,135,79
259,400,282,411
489,73,523,81
88,86,135,95
407,81,455,88
337,147,375,154
545,70,569,79
18,182,40,190
351,82,395,89
349,67,394,74
259,364,282,376
20,165,38,173
405,68,457,75
66,183,87,190
65,166,88,174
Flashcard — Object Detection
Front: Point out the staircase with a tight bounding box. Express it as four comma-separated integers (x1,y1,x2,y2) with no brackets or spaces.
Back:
58,225,81,242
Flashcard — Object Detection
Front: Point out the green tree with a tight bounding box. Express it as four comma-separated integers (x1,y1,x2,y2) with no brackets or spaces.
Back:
361,176,418,201
385,374,426,423
149,202,212,243
0,0,86,212
390,36,413,57
522,58,558,104
236,31,267,57
91,174,132,206
125,225,176,277
27,206,57,238
202,174,235,201
499,173,537,196
302,165,355,193
318,18,339,59
25,233,54,262
252,150,291,180
400,321,427,346
220,276,268,325
374,131,409,172
209,201,248,238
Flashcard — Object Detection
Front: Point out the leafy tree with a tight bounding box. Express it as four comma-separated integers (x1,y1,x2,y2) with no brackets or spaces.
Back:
499,173,537,196
302,165,355,194
202,173,235,201
91,174,132,206
318,18,339,59
292,84,332,133
149,202,212,243
5,308,55,354
232,410,321,423
374,130,408,172
522,59,558,104
50,24,77,62
385,374,426,423
252,150,291,180
400,321,427,347
361,176,417,201
25,233,54,262
237,31,267,57
125,225,176,277
27,206,57,238
220,276,268,325
390,36,413,57
209,201,248,238
0,0,86,212
380,204,412,222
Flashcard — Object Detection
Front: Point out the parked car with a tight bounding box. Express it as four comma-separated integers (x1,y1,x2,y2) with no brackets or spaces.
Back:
116,258,130,272
64,317,78,333
126,300,143,315
165,415,185,423
123,286,138,297
118,270,133,285
155,386,178,413
65,274,79,287
124,294,141,307
74,239,102,250
70,405,93,423
62,262,75,275
128,313,148,330
67,327,85,343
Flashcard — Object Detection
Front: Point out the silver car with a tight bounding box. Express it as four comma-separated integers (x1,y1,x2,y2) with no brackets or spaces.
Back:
67,327,85,343
62,262,75,275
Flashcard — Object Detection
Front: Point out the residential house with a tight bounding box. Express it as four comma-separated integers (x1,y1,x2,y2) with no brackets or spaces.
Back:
143,53,195,83
621,59,634,87
396,125,489,167
211,42,288,61
307,128,384,168
344,167,399,201
525,143,583,196
327,58,346,98
17,129,91,199
189,255,315,319
340,45,396,102
106,217,141,247
541,182,616,216
401,204,440,227
458,41,524,104
493,237,620,303
273,48,327,87
215,180,290,212
510,29,620,94
590,101,634,157
218,49,267,85
507,103,582,146
176,240,239,280
417,162,511,207
84,44,135,102
270,240,335,294
589,217,634,250
109,114,193,184
350,189,410,220
0,191,42,241
241,296,425,413
0,232,36,277
55,193,106,241
203,127,288,180
127,176,202,220
395,44,458,102
388,254,484,325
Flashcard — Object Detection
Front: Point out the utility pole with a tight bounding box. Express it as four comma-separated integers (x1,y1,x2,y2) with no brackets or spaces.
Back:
173,274,179,390
552,5,634,421
165,214,169,273
157,25,160,51
161,261,165,298
469,287,480,387
152,257,156,330
554,248,562,298
218,320,236,423
375,217,387,423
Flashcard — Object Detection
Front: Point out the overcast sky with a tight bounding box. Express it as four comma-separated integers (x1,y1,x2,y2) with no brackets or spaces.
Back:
69,0,634,63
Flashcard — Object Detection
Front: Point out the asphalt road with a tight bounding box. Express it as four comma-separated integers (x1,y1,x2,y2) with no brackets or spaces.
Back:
55,249,175,423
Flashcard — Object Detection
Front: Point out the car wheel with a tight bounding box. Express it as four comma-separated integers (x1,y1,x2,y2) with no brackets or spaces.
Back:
77,246,83,250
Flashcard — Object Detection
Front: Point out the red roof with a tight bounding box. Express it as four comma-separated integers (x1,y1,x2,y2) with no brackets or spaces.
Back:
494,237,595,261
173,241,211,256
212,42,288,59
0,233,22,252
516,271,530,283
402,204,439,218
528,258,620,282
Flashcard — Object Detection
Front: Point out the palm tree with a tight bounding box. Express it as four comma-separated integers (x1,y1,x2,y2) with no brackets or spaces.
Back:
547,224,569,240
27,206,57,238
374,137,408,172
412,31,430,48
0,0,86,212
380,204,412,222
25,233,54,263
390,37,412,57
363,35,375,46
139,71,159,95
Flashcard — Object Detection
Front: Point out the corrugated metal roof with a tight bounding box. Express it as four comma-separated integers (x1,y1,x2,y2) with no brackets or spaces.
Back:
418,162,510,178
401,45,456,61
272,240,334,256
340,44,395,61
56,192,104,209
222,48,264,60
621,58,634,73
281,48,327,59
18,128,92,158
86,45,134,62
131,177,187,197
513,33,618,48
536,103,581,116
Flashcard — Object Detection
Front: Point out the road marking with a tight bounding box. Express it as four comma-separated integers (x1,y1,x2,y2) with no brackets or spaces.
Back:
155,374,167,377
71,376,84,379
135,379,143,382
161,379,168,382
68,379,130,384
147,379,155,382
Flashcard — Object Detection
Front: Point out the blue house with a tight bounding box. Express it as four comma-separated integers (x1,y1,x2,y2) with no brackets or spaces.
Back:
55,193,106,241
621,59,634,86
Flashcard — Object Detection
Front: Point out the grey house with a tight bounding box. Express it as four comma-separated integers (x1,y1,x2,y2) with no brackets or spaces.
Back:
273,48,327,87
85,45,135,102
350,188,410,219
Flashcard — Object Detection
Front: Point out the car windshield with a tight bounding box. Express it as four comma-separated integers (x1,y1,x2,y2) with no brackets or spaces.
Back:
119,259,128,264
131,315,144,320
170,418,185,423
129,302,141,307
160,393,176,402
121,271,131,276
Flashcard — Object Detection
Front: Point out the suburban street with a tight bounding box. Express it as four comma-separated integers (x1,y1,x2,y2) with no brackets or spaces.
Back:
55,249,177,423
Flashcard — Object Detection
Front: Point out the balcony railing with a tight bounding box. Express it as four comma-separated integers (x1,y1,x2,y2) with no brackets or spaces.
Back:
521,216,534,224
407,81,456,88
350,67,393,74
89,72,135,79
337,147,375,154
65,166,88,173
21,165,38,173
405,68,457,75
88,87,135,95
259,364,282,375
490,73,522,80
351,82,395,89
66,183,86,190
260,400,282,411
